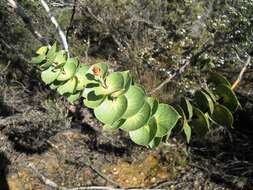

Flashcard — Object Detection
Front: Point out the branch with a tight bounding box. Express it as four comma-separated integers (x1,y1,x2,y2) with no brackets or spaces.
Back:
66,0,78,40
40,0,70,57
231,54,251,90
148,60,190,95
7,0,48,44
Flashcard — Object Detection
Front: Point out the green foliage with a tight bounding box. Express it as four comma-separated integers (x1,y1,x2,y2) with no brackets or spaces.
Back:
31,44,240,148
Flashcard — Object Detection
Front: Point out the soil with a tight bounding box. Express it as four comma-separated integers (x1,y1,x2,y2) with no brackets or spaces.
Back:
0,61,253,190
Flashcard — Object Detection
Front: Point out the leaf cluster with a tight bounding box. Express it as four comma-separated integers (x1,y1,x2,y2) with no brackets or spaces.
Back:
31,45,240,148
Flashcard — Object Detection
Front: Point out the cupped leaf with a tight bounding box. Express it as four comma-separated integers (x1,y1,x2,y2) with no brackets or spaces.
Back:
36,46,48,55
53,50,67,66
41,66,61,85
202,87,217,102
31,54,46,64
129,117,157,146
122,85,146,118
49,80,64,90
190,107,210,136
102,119,125,131
181,97,193,119
65,91,81,103
111,71,132,97
194,90,214,114
94,95,127,125
176,106,191,143
82,83,100,98
214,84,239,112
47,43,57,62
75,64,90,91
95,72,125,95
148,137,162,149
210,104,233,128
146,97,159,116
83,91,105,108
57,77,77,95
154,104,181,137
57,58,78,81
120,101,151,131
208,72,231,87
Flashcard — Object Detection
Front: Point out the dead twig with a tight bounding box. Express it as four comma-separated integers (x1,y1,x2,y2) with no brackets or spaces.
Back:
40,0,70,57
66,0,78,42
27,162,121,190
231,53,251,90
7,0,48,45
148,60,190,95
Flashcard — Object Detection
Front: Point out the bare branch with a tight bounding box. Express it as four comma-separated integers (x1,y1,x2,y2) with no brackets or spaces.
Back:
40,0,70,57
7,0,48,44
231,54,251,90
66,0,78,40
148,60,191,95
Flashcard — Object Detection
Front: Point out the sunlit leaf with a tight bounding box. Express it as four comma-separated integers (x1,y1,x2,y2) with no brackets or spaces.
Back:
181,97,193,119
202,87,217,102
49,80,63,90
36,46,48,55
65,91,81,103
111,71,132,97
47,42,57,62
53,50,66,66
75,64,90,91
94,95,127,125
83,91,105,108
148,137,162,148
146,97,159,116
41,66,61,84
82,83,100,98
214,84,239,112
154,104,181,137
120,101,151,131
57,58,78,81
57,77,77,95
102,119,125,131
122,85,145,118
210,104,233,128
31,54,46,64
129,117,157,146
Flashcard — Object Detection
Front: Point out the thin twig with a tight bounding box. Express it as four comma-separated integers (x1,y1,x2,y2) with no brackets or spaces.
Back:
148,60,190,95
40,0,70,57
7,0,48,44
27,162,123,190
66,0,77,42
231,54,251,90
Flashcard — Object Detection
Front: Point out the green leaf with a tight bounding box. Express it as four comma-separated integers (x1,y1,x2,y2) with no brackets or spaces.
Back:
146,97,159,116
111,71,132,97
148,137,162,148
53,50,67,66
47,43,57,62
214,84,239,112
208,72,231,87
57,77,77,95
31,54,46,64
82,83,100,98
202,87,217,102
183,122,191,144
57,58,78,81
190,107,209,136
120,101,151,131
96,72,125,95
129,117,157,146
194,90,214,114
102,119,125,131
75,65,90,91
65,91,81,103
181,97,193,119
49,80,64,90
122,85,146,118
36,46,48,55
41,66,61,85
83,91,105,108
210,104,233,128
94,95,127,125
154,104,181,137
